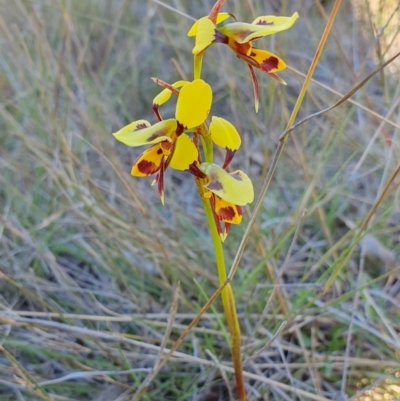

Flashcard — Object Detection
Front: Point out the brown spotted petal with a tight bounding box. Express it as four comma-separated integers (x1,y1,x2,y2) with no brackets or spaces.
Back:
131,144,165,177
200,162,254,206
113,119,177,147
214,195,243,224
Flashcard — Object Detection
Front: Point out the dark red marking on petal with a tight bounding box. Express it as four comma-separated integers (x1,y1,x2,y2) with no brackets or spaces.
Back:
237,52,258,69
222,149,236,169
136,123,148,130
215,30,229,44
235,29,257,42
210,194,224,237
216,205,236,221
208,180,223,191
157,159,165,198
176,122,185,136
187,162,207,178
260,56,279,73
236,205,243,216
230,39,251,55
137,159,159,175
152,105,163,122
157,148,163,155
247,64,259,110
231,172,243,181
161,141,173,151
256,20,274,26
147,130,167,142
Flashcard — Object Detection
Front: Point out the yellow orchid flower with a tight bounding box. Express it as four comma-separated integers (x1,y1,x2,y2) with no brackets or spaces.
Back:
188,12,299,111
189,161,253,241
113,79,212,203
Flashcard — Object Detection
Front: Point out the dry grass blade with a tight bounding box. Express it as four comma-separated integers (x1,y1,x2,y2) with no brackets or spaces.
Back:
131,285,180,400
280,50,400,141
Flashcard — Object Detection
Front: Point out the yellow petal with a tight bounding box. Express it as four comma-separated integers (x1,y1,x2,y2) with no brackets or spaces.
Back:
245,48,286,72
153,80,189,106
175,80,212,129
187,13,232,37
131,145,164,177
200,163,254,206
192,18,216,55
219,12,299,43
209,116,241,151
113,119,177,147
214,196,242,224
169,134,198,170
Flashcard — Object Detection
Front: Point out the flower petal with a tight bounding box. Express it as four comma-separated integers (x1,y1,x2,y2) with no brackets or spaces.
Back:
169,133,198,170
245,48,286,72
153,81,189,107
209,116,241,151
131,144,164,177
214,196,243,224
113,119,177,147
219,12,298,43
200,163,254,206
188,13,232,37
252,12,299,29
175,80,212,129
192,18,216,55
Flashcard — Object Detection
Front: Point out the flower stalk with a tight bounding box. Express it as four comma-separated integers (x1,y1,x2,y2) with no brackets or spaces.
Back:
197,120,246,399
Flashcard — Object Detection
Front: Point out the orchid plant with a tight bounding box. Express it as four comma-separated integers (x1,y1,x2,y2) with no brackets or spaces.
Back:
113,1,298,399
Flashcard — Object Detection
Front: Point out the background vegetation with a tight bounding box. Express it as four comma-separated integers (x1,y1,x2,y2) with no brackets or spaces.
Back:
0,0,399,400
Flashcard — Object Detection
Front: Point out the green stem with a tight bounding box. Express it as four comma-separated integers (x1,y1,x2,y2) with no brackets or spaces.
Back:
201,199,246,400
198,123,246,400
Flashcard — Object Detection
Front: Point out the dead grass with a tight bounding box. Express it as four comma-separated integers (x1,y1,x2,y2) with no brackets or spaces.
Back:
0,0,400,400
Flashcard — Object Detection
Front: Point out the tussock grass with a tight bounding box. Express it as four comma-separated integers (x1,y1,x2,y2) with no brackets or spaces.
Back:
1,0,400,400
